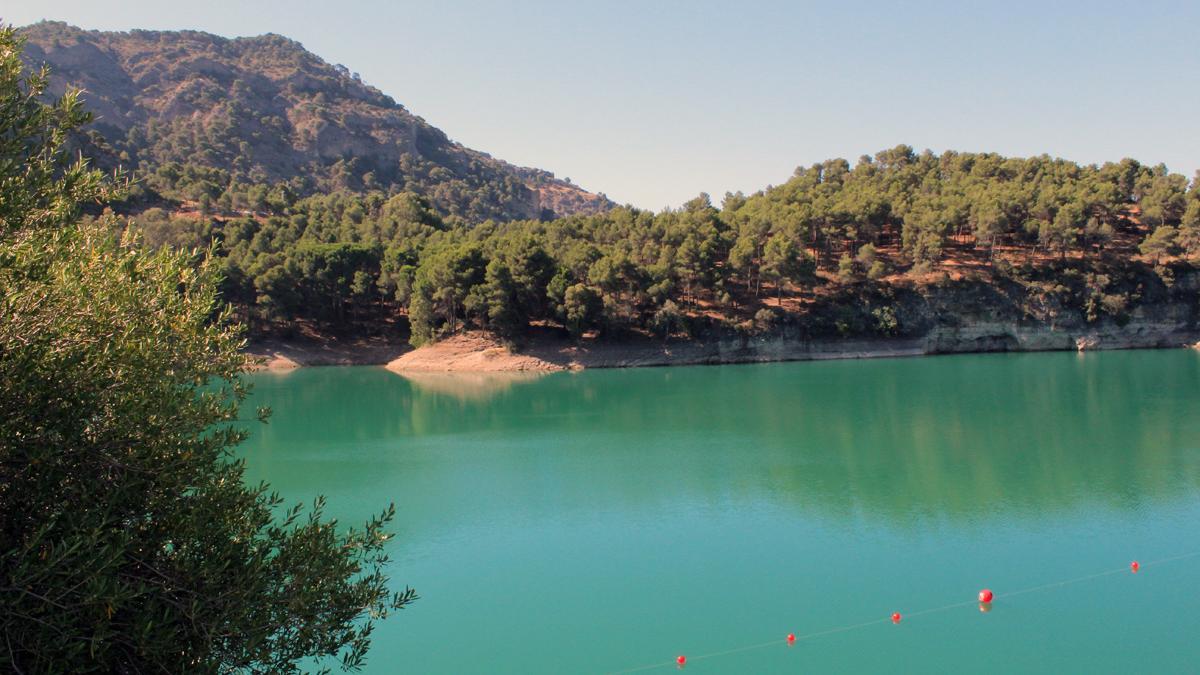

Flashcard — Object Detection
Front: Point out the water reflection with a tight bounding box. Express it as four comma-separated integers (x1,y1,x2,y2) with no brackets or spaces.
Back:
388,370,545,401
242,351,1200,528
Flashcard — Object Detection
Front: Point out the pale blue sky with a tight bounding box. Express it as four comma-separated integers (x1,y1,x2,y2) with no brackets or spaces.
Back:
7,1,1198,209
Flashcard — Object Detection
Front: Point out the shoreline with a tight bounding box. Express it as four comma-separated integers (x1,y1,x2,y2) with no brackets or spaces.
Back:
247,324,1200,373
246,336,409,371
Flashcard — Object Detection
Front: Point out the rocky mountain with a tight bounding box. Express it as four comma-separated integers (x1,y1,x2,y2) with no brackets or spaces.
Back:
19,21,612,221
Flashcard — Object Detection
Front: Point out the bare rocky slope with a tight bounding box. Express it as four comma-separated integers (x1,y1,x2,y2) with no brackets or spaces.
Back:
19,21,612,221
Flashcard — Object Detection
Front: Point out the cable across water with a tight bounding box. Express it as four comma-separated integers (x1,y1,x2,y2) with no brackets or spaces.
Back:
602,550,1200,674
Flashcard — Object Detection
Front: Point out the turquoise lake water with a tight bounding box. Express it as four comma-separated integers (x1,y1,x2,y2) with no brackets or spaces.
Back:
241,350,1200,673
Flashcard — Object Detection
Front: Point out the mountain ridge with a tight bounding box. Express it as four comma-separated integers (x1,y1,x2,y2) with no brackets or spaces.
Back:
18,21,612,221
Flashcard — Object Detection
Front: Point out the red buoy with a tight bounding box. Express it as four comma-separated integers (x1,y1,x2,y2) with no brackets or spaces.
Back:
677,655,687,667
1131,560,1140,573
786,633,796,644
978,589,994,603
891,612,902,624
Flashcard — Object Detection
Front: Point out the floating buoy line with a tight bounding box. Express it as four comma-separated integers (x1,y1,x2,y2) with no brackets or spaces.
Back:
603,550,1200,674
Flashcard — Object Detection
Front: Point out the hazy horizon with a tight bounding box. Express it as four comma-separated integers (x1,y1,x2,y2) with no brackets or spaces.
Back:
7,0,1198,209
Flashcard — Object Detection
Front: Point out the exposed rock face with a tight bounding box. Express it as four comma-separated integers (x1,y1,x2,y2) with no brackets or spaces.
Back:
375,317,1199,373
549,318,1198,370
19,21,612,221
399,266,1199,370
259,269,1200,371
247,309,1199,372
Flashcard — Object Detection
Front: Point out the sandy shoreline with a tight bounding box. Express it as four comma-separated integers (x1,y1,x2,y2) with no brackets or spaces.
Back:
246,325,1200,374
246,336,409,371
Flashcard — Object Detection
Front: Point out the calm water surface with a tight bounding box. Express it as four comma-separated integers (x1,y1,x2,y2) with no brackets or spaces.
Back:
241,350,1200,673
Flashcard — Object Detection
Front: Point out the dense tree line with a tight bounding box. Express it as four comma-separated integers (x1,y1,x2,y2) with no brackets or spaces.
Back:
125,145,1200,345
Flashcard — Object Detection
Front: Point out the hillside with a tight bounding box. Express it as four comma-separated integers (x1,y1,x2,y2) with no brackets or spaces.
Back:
18,21,612,221
136,144,1198,352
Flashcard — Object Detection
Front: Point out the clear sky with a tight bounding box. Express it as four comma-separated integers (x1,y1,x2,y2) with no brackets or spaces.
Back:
6,1,1198,209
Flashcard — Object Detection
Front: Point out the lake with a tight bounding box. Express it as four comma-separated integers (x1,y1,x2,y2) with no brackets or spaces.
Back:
241,350,1200,673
